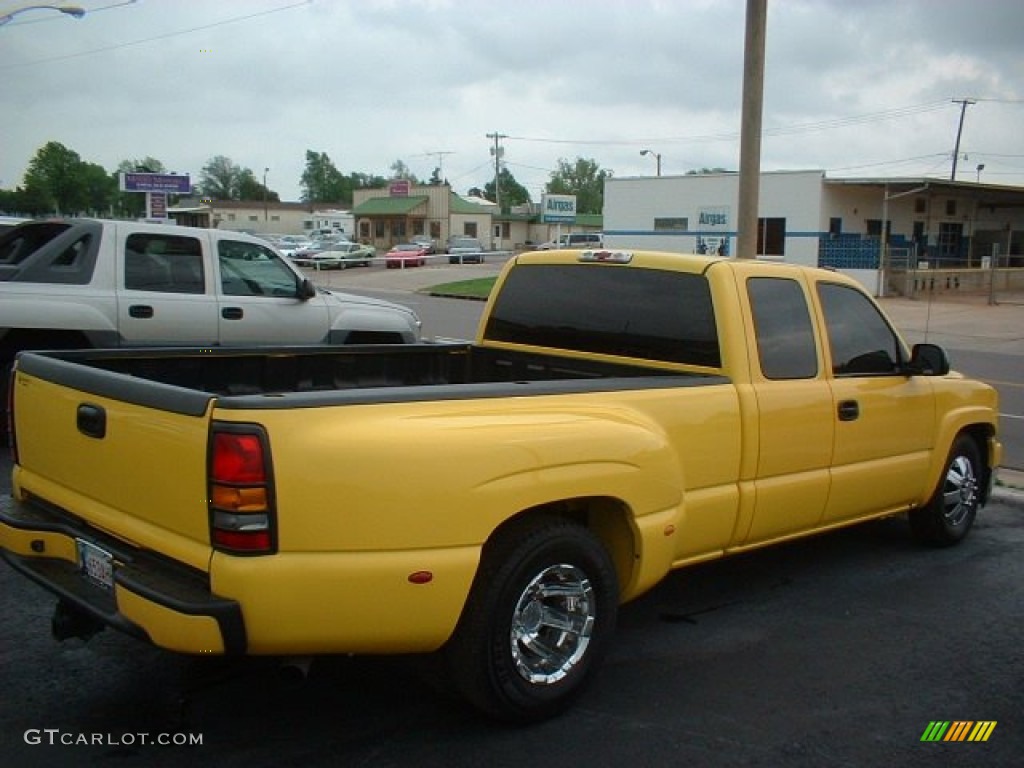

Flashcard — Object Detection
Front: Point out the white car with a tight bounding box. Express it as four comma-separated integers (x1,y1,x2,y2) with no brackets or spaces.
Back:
293,242,376,270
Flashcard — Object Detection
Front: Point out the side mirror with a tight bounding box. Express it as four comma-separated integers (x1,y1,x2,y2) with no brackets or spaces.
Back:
298,278,317,301
907,343,950,376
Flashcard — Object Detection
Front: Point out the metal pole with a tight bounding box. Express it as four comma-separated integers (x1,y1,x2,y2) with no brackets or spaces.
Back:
950,99,975,181
736,0,766,259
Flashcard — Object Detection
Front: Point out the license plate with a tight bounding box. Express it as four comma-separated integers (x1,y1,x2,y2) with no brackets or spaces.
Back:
76,539,114,590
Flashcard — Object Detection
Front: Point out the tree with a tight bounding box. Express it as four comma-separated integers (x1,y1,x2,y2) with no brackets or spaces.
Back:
348,171,388,191
238,169,279,203
484,168,531,213
79,162,117,215
114,157,167,218
546,157,611,215
389,159,418,184
199,155,244,200
301,150,347,204
22,141,90,215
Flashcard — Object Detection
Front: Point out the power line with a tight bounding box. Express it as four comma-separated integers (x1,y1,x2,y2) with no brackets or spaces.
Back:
504,101,952,147
0,0,312,70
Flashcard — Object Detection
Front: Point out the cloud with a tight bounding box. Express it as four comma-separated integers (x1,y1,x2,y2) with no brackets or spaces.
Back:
1,0,1021,203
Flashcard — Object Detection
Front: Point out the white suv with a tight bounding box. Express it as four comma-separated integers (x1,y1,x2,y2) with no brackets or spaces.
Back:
537,232,603,250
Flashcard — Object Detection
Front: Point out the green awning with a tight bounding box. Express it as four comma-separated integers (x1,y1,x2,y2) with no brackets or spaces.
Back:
352,196,429,216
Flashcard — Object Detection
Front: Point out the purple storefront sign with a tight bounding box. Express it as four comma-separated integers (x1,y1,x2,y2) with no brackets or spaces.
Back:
120,172,192,194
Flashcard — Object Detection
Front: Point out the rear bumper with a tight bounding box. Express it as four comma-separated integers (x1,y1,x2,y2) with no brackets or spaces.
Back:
0,495,245,655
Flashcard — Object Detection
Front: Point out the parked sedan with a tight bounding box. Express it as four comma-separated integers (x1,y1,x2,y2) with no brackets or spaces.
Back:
447,236,485,264
410,235,436,254
385,243,428,268
293,242,376,270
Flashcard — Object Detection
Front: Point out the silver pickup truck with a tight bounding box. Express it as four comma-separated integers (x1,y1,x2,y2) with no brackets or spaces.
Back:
0,219,421,429
0,218,421,401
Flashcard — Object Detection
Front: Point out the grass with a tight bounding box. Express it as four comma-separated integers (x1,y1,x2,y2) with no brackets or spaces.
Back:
422,277,497,300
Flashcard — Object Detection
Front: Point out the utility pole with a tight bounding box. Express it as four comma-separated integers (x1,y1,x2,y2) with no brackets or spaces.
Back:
950,98,975,181
486,132,506,209
736,0,767,259
487,132,507,249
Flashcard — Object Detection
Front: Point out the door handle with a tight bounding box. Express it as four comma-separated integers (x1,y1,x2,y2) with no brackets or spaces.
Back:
222,307,244,320
128,305,154,319
838,400,860,422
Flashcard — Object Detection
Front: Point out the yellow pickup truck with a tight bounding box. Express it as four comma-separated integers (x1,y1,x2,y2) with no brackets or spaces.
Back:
0,250,1001,722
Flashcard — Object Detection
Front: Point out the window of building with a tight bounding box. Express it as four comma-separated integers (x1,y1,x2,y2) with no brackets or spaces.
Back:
915,197,927,214
654,217,689,231
464,222,478,237
392,219,406,238
757,217,786,256
374,220,385,238
271,215,280,222
829,217,842,237
249,215,258,222
227,214,236,221
946,199,957,216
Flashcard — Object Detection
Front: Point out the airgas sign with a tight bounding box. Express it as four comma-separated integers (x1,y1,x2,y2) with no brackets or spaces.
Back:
541,194,577,224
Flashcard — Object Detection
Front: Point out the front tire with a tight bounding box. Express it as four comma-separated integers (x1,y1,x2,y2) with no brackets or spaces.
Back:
910,434,983,546
444,516,619,723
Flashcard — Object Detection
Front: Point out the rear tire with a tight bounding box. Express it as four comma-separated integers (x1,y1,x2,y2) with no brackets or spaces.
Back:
444,516,618,723
909,434,982,546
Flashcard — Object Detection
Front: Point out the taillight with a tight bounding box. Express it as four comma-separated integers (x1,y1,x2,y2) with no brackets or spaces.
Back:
209,424,276,555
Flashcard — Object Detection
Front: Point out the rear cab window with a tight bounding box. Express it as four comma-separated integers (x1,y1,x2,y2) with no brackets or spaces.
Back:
124,232,205,294
484,263,720,368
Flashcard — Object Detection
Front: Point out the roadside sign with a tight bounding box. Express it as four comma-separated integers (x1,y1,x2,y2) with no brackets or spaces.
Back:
119,172,191,194
542,194,577,223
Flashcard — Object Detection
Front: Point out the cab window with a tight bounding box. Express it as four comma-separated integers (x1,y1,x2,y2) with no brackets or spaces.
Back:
124,233,204,294
747,277,818,379
817,282,903,375
218,240,299,297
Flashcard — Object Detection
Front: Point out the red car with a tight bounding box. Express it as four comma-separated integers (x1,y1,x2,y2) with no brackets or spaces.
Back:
385,243,428,268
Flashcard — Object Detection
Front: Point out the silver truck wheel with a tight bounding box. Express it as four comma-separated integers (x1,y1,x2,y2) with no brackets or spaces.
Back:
509,563,595,685
910,435,982,546
444,516,618,722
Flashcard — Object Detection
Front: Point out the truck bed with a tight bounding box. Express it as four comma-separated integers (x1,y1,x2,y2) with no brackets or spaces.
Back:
15,344,725,413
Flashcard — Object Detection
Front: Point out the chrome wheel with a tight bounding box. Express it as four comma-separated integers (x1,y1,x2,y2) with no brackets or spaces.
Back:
510,563,595,685
910,434,983,547
941,454,978,527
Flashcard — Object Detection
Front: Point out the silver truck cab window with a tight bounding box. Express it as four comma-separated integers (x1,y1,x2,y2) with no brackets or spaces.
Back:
218,240,300,297
124,233,204,294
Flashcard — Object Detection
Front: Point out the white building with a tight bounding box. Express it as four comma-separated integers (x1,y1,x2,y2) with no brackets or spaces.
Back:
604,170,1024,294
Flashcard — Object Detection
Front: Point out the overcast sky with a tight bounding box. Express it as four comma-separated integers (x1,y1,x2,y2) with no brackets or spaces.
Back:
1,0,1022,203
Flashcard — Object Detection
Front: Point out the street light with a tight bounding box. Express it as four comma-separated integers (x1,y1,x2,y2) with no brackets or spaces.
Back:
976,164,985,183
0,5,86,25
640,149,662,177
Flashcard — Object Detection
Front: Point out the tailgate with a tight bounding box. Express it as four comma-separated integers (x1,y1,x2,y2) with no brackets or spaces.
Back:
10,352,216,571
